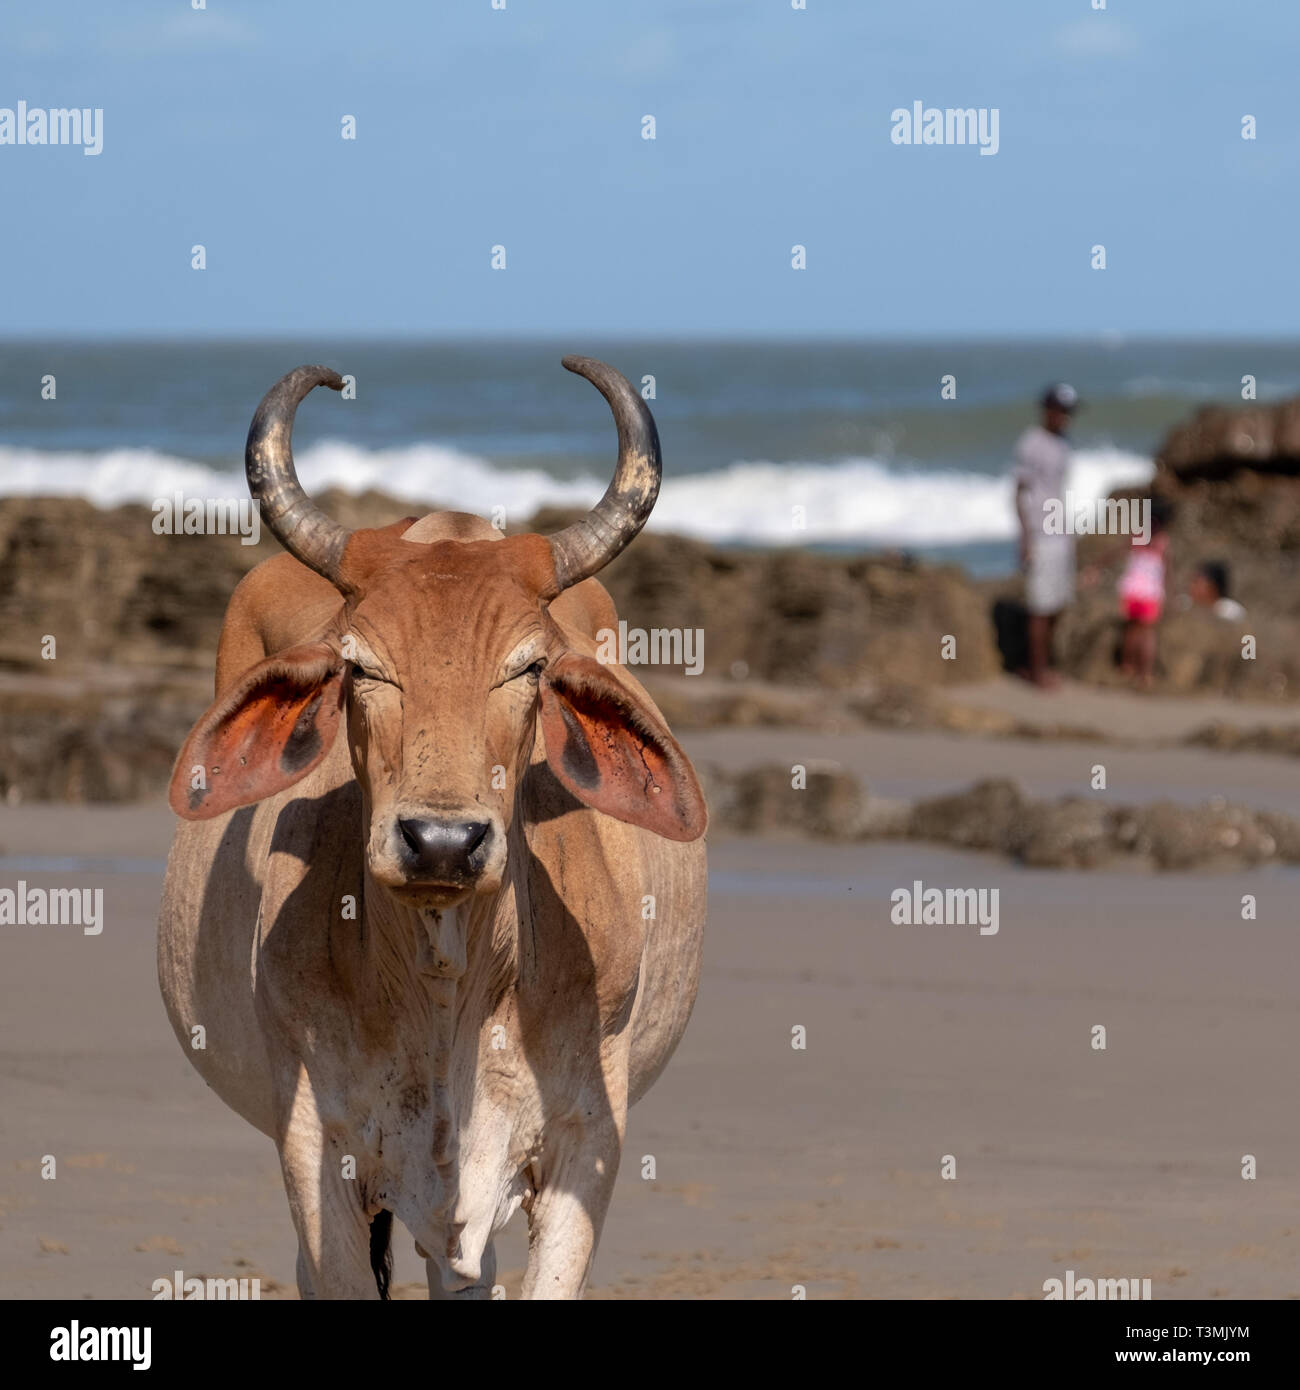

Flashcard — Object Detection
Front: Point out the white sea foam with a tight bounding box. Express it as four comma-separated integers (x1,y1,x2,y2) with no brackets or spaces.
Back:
0,440,1154,547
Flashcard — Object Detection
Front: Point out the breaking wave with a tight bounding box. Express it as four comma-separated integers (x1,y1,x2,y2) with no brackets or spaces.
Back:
0,440,1154,547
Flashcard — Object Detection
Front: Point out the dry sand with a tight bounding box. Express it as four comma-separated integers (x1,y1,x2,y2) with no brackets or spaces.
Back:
2,711,1299,1300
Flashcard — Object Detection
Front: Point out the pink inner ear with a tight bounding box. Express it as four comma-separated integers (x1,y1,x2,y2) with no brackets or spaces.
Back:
538,659,707,842
169,648,344,820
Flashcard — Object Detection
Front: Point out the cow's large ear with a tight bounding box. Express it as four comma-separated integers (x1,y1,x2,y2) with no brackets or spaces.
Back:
538,652,707,842
169,642,345,820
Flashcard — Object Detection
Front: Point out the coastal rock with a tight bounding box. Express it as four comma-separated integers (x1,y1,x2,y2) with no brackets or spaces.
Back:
1149,472,1300,558
892,778,1300,871
645,677,855,733
1118,799,1281,870
0,495,1003,693
906,778,1027,852
1156,399,1300,481
1016,797,1115,869
701,761,865,840
1054,592,1299,699
0,687,195,804
595,533,1000,690
1185,721,1300,756
1255,808,1300,860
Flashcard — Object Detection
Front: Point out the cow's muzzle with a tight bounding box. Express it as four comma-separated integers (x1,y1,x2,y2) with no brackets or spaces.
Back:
396,816,494,886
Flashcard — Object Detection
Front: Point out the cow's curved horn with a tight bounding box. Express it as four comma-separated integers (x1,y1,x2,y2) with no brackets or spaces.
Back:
547,356,662,590
245,365,351,583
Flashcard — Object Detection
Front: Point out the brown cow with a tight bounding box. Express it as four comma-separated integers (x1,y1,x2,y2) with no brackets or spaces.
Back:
157,358,707,1299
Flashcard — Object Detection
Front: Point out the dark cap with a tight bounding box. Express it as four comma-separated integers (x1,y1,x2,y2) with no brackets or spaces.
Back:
1042,383,1080,413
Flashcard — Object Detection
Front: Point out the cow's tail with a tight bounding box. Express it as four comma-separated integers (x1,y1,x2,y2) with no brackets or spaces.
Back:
369,1209,394,1300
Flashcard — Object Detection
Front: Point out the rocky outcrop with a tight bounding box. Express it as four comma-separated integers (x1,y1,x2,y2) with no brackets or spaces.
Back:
1053,596,1300,700
589,526,1001,690
0,494,1003,690
699,761,868,840
909,779,1300,869
1156,398,1300,481
1184,721,1300,756
1044,468,1300,696
1145,471,1300,558
702,767,1300,871
0,679,200,804
0,491,418,677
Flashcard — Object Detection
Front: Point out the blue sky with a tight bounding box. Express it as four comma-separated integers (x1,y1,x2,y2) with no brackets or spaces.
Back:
1,0,1297,339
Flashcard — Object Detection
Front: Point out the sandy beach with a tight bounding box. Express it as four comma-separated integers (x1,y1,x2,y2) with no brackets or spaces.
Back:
4,704,1298,1301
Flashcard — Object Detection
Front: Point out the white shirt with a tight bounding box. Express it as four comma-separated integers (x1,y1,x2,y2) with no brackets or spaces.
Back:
1013,425,1073,550
1213,596,1246,622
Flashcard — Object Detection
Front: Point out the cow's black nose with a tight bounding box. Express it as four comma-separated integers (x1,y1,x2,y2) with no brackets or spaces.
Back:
397,818,492,881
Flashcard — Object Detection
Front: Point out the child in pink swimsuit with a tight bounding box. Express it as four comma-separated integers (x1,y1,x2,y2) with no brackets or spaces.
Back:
1117,508,1170,689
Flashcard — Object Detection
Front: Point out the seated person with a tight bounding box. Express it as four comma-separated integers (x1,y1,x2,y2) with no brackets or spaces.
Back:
1189,560,1246,622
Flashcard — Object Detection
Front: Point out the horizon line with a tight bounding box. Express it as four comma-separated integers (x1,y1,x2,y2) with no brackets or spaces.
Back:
3,332,1300,347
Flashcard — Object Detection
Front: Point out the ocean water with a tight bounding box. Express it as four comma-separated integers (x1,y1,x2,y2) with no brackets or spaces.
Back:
1,339,1294,575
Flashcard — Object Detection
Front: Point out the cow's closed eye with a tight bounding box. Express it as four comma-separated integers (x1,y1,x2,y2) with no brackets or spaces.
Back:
500,659,545,687
350,663,391,686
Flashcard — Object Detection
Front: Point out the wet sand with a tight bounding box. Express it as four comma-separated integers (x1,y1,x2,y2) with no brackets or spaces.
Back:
943,674,1300,744
3,754,1298,1299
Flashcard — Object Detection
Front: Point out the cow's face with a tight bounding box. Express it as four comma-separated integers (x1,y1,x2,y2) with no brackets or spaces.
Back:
342,535,561,907
170,528,706,911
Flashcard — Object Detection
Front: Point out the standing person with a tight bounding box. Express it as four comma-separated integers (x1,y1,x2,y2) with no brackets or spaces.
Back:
1013,384,1080,689
1116,499,1172,690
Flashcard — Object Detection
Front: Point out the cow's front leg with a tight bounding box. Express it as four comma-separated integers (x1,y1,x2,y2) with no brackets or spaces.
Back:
279,1140,379,1298
276,1071,379,1300
521,1110,625,1300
